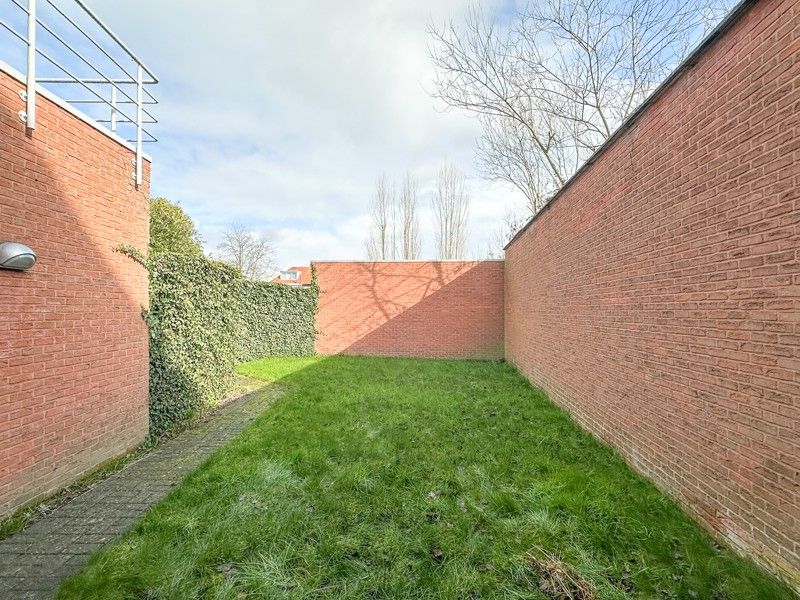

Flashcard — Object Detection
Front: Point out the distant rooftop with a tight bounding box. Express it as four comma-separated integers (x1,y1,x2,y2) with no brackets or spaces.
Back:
272,266,312,287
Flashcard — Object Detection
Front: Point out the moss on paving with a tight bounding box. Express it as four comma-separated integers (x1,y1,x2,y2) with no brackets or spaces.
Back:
0,446,145,541
58,357,793,599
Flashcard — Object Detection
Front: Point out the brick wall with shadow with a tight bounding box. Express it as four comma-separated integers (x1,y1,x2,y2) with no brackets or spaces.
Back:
314,261,504,360
504,0,799,587
0,68,150,516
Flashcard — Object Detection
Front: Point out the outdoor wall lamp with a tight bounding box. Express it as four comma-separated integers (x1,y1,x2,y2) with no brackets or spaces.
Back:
0,242,36,271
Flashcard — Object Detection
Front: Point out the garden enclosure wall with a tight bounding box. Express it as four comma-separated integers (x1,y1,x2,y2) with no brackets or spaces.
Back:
314,260,504,360
0,0,797,590
0,64,151,516
505,0,799,587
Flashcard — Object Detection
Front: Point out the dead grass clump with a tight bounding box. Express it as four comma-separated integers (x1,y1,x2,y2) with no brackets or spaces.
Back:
525,547,597,600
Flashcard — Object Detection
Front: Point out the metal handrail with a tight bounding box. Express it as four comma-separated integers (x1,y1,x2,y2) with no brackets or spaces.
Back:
1,0,158,187
72,0,157,83
10,0,158,125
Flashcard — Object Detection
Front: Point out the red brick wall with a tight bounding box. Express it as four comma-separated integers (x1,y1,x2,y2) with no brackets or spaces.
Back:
505,0,799,586
0,68,150,516
314,261,504,359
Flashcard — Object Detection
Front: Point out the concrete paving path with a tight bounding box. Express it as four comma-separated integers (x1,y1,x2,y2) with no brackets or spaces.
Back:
0,384,281,599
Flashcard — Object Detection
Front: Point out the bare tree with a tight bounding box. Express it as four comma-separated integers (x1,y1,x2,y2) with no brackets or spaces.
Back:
365,174,397,260
487,207,529,258
429,0,730,215
215,224,276,280
433,162,470,259
399,171,421,259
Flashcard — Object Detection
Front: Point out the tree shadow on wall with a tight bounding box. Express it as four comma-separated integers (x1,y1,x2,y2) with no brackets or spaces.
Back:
317,261,504,360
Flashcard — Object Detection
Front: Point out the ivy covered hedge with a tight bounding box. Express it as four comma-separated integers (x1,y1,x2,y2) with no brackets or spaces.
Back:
237,280,317,361
147,253,317,437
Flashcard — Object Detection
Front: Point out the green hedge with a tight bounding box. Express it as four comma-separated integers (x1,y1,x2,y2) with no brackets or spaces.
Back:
146,253,317,437
236,280,317,361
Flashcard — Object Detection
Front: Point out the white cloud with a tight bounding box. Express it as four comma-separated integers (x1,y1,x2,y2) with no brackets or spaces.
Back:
90,0,525,267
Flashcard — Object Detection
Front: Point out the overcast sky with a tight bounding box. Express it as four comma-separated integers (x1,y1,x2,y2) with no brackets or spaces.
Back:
27,0,526,268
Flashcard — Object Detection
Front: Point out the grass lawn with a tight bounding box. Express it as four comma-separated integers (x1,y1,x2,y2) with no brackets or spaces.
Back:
58,357,792,599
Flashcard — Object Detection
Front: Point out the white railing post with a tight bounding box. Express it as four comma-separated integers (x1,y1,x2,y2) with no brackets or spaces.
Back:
25,0,36,129
135,63,143,186
11,0,157,180
110,85,117,132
